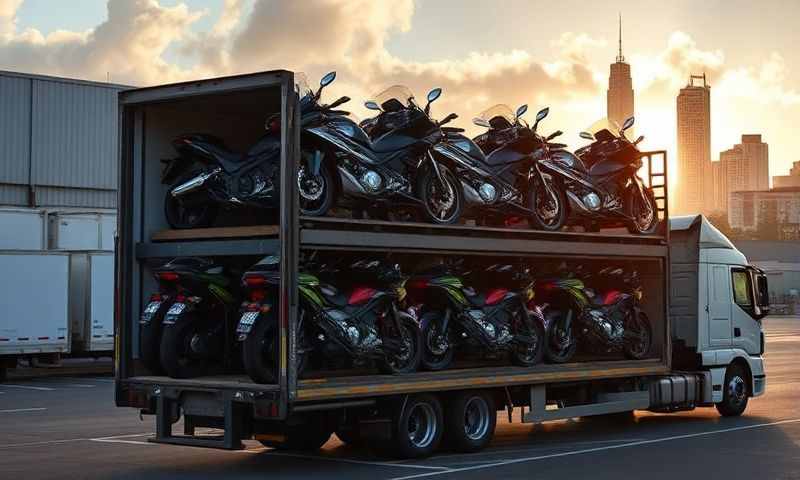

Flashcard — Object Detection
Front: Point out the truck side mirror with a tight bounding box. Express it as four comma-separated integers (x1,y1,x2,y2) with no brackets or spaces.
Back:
754,272,770,317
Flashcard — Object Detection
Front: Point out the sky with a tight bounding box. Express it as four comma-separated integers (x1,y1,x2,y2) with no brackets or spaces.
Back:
1,0,799,180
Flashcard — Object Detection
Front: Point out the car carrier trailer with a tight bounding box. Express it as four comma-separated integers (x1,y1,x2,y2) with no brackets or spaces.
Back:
114,70,769,458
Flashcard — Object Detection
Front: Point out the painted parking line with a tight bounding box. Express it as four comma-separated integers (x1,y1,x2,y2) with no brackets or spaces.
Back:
0,384,55,391
258,451,453,472
389,418,800,480
89,432,154,446
0,407,47,414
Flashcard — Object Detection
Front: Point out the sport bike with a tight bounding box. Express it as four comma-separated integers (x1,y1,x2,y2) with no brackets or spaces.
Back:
535,266,652,363
408,263,545,370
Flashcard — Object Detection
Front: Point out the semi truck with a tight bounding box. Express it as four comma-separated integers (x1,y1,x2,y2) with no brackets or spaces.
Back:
114,71,769,458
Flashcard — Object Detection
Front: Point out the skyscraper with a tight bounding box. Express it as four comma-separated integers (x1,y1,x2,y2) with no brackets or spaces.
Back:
676,74,712,215
607,14,634,129
739,134,769,190
714,134,770,213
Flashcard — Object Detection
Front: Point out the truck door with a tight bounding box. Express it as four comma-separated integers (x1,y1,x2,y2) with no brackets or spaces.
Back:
707,264,732,347
730,267,761,355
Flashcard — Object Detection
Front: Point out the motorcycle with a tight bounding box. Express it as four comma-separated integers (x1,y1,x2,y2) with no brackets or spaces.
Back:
468,104,568,228
161,121,282,229
301,74,462,224
535,116,659,234
535,265,652,363
408,262,545,371
236,256,421,380
151,258,240,378
139,260,184,374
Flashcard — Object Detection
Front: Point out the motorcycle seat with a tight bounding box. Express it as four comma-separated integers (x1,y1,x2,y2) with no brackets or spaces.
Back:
319,284,348,307
462,287,487,307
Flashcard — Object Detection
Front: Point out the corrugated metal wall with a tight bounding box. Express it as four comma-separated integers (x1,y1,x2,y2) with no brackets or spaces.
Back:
0,71,126,209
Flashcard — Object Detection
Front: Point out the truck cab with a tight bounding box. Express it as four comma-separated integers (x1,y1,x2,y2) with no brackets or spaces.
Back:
670,215,769,414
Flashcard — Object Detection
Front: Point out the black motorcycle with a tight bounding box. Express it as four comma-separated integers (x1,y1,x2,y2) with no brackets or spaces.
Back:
301,75,462,224
535,266,652,363
237,256,421,381
161,122,282,229
407,262,545,371
535,116,659,234
147,258,240,378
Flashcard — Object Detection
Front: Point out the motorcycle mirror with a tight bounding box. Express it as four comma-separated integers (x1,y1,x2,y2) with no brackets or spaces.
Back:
473,117,491,128
320,71,336,87
427,87,442,104
621,116,634,132
634,135,645,145
364,101,381,111
515,104,528,120
579,131,595,141
535,107,549,122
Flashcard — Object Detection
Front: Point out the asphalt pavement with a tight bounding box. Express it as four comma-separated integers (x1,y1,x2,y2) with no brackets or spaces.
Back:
1,317,798,480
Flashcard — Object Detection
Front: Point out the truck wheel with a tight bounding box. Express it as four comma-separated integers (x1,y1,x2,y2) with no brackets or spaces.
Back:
420,312,455,371
159,316,211,379
391,394,444,458
242,312,278,384
445,391,496,453
716,363,749,417
140,320,164,374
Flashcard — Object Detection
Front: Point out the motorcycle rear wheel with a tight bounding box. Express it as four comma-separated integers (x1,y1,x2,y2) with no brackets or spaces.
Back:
164,170,217,229
159,315,212,379
140,319,164,375
420,311,455,371
242,311,278,384
510,312,545,367
626,187,659,235
623,311,652,360
379,312,422,374
543,309,577,363
527,174,567,231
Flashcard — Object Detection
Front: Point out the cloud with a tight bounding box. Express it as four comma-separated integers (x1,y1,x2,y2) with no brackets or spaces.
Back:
0,0,22,37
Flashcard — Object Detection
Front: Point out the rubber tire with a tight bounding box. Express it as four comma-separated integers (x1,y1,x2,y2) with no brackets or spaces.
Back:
420,312,455,371
622,311,652,360
164,170,217,229
159,316,211,379
527,176,567,231
418,165,464,225
242,311,278,384
715,363,750,417
390,394,444,459
378,312,423,374
626,187,659,235
140,318,164,375
544,309,577,364
299,161,335,217
510,312,546,367
444,391,497,453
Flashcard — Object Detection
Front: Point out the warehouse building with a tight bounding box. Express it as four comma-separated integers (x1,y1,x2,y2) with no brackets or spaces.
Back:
0,70,129,209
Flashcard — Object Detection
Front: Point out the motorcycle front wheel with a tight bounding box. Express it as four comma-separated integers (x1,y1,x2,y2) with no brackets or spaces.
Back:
420,311,455,371
298,161,335,217
379,311,423,374
510,312,545,367
418,165,463,225
527,174,567,231
626,186,659,235
164,170,217,229
623,310,652,360
242,311,278,384
159,314,212,379
543,309,577,363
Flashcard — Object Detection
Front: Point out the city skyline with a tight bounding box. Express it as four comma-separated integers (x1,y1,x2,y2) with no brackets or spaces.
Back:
0,1,798,180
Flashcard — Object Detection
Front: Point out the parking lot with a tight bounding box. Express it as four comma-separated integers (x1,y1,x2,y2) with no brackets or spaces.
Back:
1,316,798,480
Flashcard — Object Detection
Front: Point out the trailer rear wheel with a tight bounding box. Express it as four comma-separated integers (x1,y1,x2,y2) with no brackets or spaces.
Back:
391,394,444,458
445,390,496,453
716,363,749,417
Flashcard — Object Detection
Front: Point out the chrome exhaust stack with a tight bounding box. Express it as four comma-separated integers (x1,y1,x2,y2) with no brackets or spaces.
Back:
170,168,221,197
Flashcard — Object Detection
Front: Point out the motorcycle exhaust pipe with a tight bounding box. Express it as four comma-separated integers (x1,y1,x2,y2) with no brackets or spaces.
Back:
170,168,221,197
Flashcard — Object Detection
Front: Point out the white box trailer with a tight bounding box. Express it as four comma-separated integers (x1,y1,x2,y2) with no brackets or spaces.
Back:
0,208,47,250
48,211,117,251
0,251,71,379
68,252,115,353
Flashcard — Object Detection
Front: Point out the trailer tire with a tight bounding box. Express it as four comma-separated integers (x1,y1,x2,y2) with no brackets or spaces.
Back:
242,312,277,384
390,394,444,458
444,390,496,453
716,363,749,417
